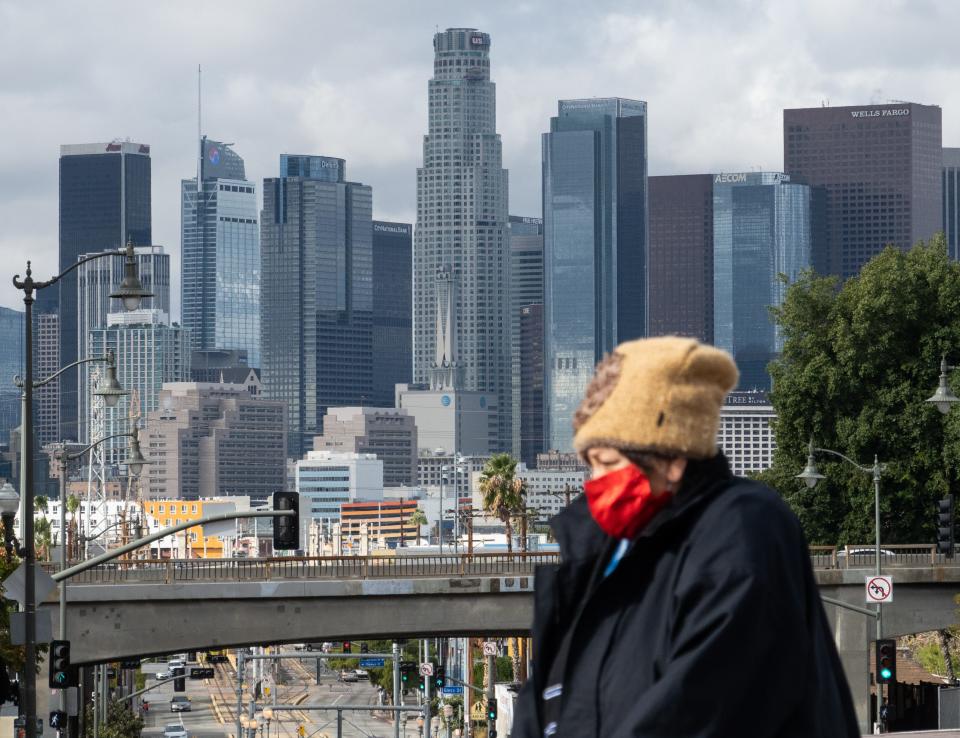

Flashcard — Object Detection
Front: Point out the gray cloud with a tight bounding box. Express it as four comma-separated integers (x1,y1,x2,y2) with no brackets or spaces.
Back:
1,0,959,313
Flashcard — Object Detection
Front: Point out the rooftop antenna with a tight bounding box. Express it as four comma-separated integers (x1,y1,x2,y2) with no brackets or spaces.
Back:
197,64,202,188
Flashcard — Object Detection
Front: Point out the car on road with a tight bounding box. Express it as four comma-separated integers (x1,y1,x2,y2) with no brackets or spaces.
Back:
355,669,370,680
164,724,187,738
340,669,358,682
170,696,192,713
167,659,185,671
155,670,171,680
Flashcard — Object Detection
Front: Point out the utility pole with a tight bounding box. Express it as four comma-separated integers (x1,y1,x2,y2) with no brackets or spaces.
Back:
486,651,495,738
422,639,431,738
393,642,401,738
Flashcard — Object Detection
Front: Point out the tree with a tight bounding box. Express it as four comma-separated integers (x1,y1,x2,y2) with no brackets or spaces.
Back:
35,495,48,522
760,236,960,545
34,518,52,562
67,494,81,560
407,509,427,546
479,454,526,553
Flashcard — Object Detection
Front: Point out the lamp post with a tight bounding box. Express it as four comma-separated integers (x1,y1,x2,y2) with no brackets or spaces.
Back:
796,437,885,731
12,239,151,738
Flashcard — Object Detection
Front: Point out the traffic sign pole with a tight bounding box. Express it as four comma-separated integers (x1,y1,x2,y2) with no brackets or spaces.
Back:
422,639,431,738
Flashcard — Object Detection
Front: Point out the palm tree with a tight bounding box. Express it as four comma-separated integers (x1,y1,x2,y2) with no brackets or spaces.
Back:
35,495,48,522
35,518,52,562
66,494,81,561
479,454,527,554
408,509,428,545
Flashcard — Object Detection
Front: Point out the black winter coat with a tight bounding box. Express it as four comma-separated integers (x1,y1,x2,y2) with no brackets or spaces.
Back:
513,454,859,738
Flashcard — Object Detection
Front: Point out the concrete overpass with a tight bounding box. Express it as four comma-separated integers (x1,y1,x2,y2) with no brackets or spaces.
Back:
38,548,960,733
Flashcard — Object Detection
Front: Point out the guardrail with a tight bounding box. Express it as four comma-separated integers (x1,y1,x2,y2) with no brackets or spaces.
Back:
40,552,560,584
37,545,960,584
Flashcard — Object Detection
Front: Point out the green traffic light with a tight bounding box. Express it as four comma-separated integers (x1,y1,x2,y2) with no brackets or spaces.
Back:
54,673,66,684
880,667,892,679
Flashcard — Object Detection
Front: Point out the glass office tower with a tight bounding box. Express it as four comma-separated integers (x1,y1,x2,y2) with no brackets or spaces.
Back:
261,156,374,455
784,103,942,279
944,148,960,260
76,245,170,442
181,138,260,367
542,98,648,452
713,172,812,390
372,221,413,407
58,141,151,442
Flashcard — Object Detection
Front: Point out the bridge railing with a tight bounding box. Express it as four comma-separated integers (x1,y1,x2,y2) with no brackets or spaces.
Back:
39,546,960,583
42,552,562,584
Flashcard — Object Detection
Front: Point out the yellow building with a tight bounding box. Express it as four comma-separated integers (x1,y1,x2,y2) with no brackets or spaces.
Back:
143,499,233,558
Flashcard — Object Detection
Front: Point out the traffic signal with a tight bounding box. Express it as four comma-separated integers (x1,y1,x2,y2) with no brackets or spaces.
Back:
434,664,445,690
49,711,66,730
272,491,299,551
418,672,426,691
49,640,75,689
360,643,369,654
172,666,185,692
400,661,415,687
876,639,897,684
487,698,497,721
938,496,955,557
343,641,351,654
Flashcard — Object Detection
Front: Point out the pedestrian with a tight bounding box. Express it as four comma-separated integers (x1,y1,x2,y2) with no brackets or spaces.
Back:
513,337,859,737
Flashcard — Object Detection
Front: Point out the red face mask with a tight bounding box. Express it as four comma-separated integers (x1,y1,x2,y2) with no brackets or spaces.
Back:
584,464,674,539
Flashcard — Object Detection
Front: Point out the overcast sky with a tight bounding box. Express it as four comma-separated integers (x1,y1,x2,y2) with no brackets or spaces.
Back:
1,0,958,315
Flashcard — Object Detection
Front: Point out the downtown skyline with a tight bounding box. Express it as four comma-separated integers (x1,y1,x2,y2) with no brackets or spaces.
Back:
3,1,960,315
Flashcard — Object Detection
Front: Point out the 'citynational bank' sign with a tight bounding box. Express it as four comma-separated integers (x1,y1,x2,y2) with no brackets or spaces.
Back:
850,108,910,118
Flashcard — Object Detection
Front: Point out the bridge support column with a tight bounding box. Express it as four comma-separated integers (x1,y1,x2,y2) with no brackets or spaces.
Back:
824,595,872,734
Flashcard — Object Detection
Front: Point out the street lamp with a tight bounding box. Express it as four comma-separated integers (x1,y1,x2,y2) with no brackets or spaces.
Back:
795,436,885,730
12,238,152,738
262,707,273,738
927,356,960,414
93,358,127,409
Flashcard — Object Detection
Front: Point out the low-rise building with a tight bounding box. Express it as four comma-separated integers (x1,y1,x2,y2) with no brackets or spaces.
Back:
142,496,251,558
295,451,383,522
339,499,421,550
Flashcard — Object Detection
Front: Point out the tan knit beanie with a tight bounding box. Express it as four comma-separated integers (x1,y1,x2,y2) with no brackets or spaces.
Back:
573,336,739,459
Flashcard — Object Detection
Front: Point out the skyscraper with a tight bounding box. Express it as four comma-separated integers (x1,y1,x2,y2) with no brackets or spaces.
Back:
944,148,960,260
519,303,544,466
648,174,714,343
413,28,511,451
76,245,170,442
372,221,412,407
181,138,260,367
34,313,60,449
509,216,544,458
784,103,942,279
261,155,373,455
713,172,813,389
58,141,151,442
542,98,648,451
88,310,190,466
0,308,23,444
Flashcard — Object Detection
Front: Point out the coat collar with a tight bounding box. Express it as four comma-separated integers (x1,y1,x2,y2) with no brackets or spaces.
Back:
550,453,734,561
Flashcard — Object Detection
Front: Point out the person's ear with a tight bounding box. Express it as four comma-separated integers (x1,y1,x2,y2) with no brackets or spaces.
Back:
665,458,688,487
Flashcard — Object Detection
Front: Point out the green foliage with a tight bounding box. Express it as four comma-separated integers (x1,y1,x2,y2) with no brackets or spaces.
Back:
471,655,512,687
479,454,527,552
82,701,144,738
762,236,960,544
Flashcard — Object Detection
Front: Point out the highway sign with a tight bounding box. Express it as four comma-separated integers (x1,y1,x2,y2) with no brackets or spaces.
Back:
359,658,385,668
442,686,464,695
419,662,434,677
482,641,498,657
866,575,893,603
